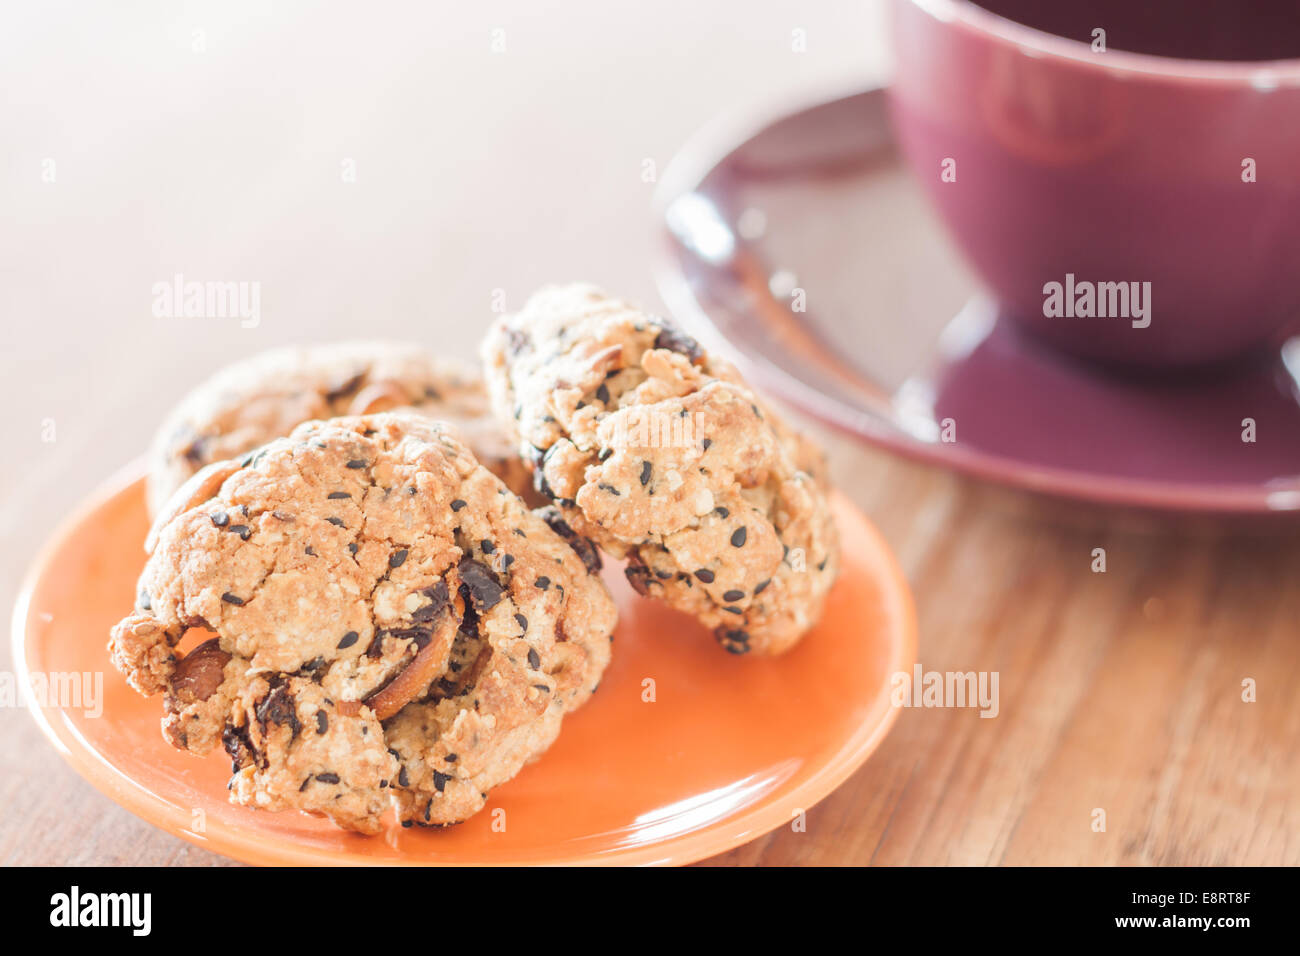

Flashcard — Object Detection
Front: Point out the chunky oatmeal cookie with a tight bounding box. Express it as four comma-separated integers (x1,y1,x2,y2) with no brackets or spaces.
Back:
482,283,839,656
110,412,615,833
146,342,533,518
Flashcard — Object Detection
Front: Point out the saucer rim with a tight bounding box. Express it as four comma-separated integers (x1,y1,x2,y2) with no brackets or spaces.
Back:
13,463,918,866
653,85,1300,516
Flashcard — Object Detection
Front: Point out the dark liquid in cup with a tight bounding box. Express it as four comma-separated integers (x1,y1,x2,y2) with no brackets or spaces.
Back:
972,0,1300,61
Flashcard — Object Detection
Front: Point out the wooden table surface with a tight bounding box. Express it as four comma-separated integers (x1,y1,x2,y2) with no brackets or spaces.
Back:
705,439,1300,866
2,1,1296,866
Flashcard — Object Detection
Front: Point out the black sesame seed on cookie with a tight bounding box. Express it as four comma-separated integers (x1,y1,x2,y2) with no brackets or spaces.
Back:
114,412,616,832
482,284,839,655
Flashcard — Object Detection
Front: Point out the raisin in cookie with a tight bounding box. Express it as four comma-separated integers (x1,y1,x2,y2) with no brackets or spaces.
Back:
146,342,533,518
482,283,839,656
110,412,615,833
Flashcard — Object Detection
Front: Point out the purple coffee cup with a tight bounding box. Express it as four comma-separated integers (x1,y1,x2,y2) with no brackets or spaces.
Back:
888,0,1300,370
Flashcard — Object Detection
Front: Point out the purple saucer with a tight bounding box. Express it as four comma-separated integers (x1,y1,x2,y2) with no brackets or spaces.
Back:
655,86,1300,514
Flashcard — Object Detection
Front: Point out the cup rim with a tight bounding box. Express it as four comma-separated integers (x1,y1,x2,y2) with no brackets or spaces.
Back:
905,0,1300,85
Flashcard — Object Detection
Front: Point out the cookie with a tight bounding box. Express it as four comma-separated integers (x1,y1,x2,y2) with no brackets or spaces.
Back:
482,283,839,656
146,342,534,518
110,412,616,832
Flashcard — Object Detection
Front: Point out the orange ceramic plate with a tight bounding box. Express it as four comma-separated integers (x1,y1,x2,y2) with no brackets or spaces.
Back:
13,466,915,866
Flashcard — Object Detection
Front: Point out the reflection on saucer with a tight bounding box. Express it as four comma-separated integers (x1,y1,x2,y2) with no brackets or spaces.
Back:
657,87,1300,514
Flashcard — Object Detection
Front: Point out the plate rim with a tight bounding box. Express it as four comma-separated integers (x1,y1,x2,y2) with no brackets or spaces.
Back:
652,84,1300,516
13,464,917,867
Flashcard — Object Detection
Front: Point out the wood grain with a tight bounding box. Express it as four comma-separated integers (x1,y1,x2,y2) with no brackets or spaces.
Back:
4,429,1295,866
702,433,1300,866
1,0,1295,867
